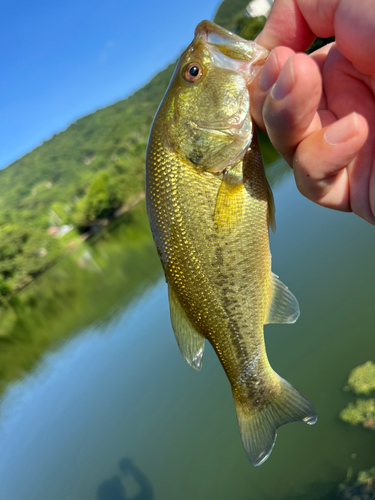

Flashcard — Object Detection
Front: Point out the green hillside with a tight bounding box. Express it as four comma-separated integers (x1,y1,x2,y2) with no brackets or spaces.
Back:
0,0,330,301
0,63,174,297
0,63,175,230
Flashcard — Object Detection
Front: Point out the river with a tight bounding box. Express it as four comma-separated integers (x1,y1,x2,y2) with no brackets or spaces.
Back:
0,142,374,499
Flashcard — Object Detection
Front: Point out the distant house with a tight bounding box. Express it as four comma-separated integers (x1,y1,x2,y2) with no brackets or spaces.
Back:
48,226,59,236
36,247,47,257
58,224,73,237
47,224,73,237
83,155,96,165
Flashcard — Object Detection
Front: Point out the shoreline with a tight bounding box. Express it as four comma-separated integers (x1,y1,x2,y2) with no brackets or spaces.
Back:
3,191,146,304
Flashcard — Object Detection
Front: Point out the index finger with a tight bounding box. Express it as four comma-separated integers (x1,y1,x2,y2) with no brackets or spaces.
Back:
256,0,315,51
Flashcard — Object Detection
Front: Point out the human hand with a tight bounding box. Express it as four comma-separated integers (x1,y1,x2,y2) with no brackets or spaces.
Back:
250,0,375,224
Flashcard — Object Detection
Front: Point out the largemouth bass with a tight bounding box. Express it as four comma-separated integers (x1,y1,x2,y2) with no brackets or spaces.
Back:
146,20,317,466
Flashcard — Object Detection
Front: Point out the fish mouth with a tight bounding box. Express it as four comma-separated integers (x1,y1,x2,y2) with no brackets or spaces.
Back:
194,20,268,66
195,20,249,46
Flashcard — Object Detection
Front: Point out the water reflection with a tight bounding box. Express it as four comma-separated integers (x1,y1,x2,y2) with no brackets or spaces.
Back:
0,204,162,400
97,458,154,500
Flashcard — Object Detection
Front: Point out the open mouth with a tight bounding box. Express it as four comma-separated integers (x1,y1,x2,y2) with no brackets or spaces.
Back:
194,20,268,63
195,20,248,46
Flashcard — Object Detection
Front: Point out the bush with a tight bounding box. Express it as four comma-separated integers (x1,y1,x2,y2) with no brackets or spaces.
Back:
340,399,375,426
346,361,375,395
74,170,126,228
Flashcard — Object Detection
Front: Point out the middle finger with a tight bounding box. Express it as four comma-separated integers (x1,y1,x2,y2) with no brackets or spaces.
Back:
261,52,322,165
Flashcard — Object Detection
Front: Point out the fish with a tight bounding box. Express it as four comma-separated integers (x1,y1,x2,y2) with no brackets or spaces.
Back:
145,20,317,466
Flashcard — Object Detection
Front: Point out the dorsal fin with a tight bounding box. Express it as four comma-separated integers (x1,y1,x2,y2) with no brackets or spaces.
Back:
266,180,276,233
168,286,205,371
265,273,300,324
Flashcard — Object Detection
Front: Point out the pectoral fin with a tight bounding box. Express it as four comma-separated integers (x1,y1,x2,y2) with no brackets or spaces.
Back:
214,177,246,230
168,286,205,371
265,273,300,324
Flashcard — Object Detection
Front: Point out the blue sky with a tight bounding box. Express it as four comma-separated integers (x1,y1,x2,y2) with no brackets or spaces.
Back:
0,0,221,169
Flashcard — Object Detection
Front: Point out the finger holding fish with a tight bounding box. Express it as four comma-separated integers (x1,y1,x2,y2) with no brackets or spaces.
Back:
252,0,375,224
293,112,369,211
250,51,323,166
255,0,315,52
250,42,373,222
249,46,295,131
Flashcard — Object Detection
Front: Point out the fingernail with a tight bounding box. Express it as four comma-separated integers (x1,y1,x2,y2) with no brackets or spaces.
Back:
259,51,279,91
324,112,358,145
271,57,295,100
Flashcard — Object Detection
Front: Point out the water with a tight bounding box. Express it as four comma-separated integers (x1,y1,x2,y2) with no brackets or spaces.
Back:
0,156,374,499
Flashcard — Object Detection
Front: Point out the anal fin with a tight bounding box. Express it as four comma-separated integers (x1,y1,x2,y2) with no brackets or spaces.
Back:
168,286,205,371
266,273,300,325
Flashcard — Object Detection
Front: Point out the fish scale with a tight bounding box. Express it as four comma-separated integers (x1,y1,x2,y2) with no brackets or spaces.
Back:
146,20,317,466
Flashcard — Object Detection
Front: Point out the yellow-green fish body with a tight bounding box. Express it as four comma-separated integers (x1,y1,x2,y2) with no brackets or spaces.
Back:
146,21,317,466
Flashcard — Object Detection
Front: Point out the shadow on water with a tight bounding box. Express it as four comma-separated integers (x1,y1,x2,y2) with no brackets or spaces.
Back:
97,458,154,500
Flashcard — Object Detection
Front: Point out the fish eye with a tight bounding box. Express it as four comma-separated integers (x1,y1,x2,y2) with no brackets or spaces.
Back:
183,62,203,82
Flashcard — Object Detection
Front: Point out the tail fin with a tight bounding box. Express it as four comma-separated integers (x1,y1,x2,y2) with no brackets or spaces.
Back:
233,377,317,466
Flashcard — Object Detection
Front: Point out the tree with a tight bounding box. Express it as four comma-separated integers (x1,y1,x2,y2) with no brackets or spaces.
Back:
74,170,126,228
